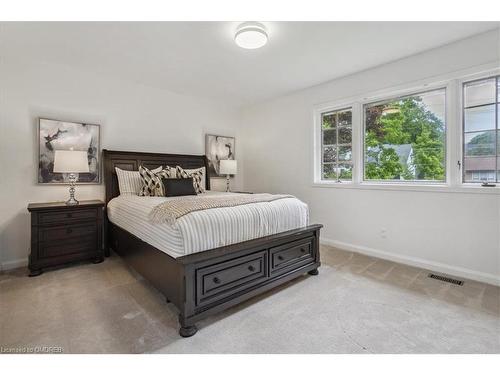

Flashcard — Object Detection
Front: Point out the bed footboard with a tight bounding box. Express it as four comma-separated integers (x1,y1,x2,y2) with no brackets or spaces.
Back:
109,223,322,337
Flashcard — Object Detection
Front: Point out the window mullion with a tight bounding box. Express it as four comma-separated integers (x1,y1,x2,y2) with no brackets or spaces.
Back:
448,80,460,187
496,76,499,183
351,102,362,184
335,113,340,181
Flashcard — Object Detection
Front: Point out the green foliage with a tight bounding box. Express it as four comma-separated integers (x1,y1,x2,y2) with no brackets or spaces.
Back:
401,165,415,181
365,147,404,180
365,96,445,181
323,166,352,181
339,167,352,180
322,114,335,129
413,128,445,179
323,171,336,179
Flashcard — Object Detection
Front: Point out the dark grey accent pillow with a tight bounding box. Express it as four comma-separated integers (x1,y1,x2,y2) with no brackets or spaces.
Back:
162,178,197,197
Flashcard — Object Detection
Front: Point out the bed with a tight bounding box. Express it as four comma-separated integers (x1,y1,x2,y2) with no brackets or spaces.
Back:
103,149,322,337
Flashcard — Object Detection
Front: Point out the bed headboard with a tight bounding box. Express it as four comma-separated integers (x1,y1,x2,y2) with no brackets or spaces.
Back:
103,149,210,205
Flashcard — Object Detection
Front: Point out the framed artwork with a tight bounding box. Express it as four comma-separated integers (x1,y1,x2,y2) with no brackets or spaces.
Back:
205,134,235,177
38,118,100,184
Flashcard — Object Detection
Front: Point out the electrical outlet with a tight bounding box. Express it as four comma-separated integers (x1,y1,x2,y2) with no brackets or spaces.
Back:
380,228,387,239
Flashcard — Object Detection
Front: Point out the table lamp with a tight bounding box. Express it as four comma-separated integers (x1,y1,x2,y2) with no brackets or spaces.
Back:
53,150,89,205
219,159,237,192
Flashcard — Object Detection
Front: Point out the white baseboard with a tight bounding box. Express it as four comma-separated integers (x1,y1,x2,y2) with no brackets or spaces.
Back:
3,242,499,286
0,258,28,271
321,238,500,287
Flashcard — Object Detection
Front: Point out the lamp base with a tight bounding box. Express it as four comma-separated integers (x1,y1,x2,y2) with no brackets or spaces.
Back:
66,173,79,205
226,175,231,192
65,197,79,205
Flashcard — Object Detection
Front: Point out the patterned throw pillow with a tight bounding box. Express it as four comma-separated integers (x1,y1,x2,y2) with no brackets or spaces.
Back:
175,166,205,194
181,167,206,191
139,165,176,196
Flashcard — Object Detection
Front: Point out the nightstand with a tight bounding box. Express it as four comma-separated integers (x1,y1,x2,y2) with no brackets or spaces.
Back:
27,200,105,276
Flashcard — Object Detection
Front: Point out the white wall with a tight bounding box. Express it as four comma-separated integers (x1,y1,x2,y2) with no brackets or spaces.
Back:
1,30,499,285
0,60,241,269
239,30,500,285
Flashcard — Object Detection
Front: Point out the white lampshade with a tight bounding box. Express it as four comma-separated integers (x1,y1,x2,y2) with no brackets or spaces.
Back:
53,150,89,173
219,159,237,175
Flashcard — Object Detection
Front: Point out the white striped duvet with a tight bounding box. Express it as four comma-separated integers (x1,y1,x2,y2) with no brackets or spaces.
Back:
107,191,309,258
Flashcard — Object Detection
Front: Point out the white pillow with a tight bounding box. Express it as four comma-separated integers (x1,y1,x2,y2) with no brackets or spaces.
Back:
115,166,162,195
181,167,206,191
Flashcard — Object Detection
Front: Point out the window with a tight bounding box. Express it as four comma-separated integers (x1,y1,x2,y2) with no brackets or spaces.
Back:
463,76,499,183
363,89,446,182
314,69,500,191
321,108,352,181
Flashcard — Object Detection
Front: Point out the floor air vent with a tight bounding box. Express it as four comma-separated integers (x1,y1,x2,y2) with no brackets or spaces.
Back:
428,273,464,286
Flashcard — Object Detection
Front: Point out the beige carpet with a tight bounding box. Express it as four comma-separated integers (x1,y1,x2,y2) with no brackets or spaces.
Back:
1,246,499,353
154,265,500,354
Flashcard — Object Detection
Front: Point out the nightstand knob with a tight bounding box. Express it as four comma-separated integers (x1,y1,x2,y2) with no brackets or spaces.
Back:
248,265,255,272
66,228,73,234
213,277,221,284
300,248,306,253
278,255,284,261
66,213,72,218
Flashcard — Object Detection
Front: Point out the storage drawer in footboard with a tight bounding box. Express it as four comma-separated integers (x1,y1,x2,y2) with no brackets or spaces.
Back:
269,236,315,276
195,250,268,307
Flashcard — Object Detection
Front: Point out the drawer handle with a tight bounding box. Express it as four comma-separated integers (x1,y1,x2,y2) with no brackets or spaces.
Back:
248,265,255,272
66,213,72,218
66,228,73,234
278,255,284,261
300,248,306,253
213,277,221,284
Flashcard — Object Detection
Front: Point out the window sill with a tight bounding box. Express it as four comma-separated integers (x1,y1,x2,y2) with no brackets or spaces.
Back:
312,181,500,194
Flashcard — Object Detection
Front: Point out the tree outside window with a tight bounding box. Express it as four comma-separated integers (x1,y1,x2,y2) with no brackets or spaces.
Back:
364,89,446,182
321,108,352,181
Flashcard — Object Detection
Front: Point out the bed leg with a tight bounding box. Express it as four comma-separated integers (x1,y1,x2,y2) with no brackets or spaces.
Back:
178,315,198,338
92,256,104,264
179,324,198,338
308,268,319,276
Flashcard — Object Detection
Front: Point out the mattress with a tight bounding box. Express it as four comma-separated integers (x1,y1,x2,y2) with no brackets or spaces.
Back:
107,191,309,258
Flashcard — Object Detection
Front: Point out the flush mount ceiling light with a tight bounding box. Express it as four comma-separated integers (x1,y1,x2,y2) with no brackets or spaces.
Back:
234,22,268,49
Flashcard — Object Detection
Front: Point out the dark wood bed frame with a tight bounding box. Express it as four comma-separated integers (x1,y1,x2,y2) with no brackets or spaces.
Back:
103,149,322,337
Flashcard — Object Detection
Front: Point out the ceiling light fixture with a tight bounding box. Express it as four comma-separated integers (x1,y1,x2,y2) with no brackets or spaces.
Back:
234,22,268,49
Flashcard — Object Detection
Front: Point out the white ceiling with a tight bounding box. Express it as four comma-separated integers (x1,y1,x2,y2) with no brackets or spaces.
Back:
1,22,498,107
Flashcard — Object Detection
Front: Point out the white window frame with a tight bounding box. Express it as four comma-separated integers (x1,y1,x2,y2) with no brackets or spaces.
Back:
314,104,354,184
361,87,448,185
461,74,500,184
312,64,500,195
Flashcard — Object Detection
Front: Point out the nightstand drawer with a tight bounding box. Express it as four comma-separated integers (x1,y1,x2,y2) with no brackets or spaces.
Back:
38,208,97,224
39,237,97,258
39,222,97,242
